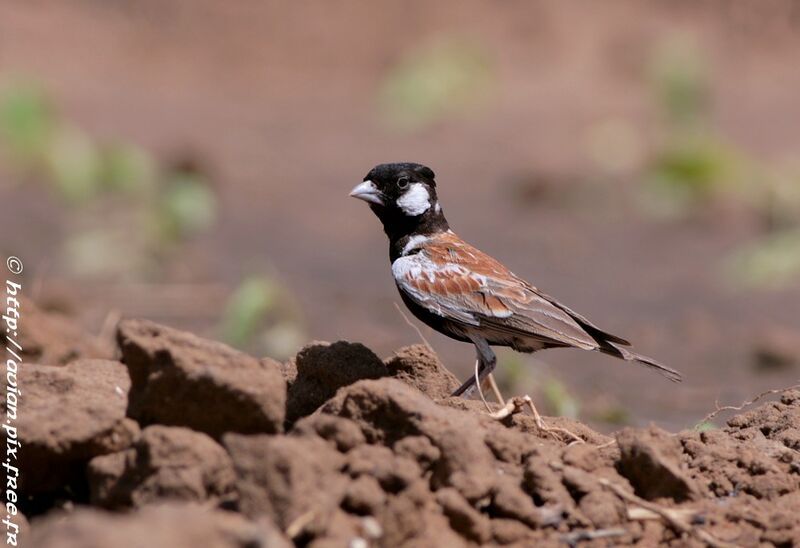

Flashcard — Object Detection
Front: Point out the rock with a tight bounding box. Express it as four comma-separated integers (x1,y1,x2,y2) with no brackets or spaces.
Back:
616,426,700,502
223,433,348,530
88,425,236,509
383,344,459,400
285,341,387,426
0,297,111,366
117,319,285,438
18,360,138,497
29,503,291,548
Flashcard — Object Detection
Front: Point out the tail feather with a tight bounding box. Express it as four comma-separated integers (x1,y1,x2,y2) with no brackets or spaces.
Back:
600,340,683,383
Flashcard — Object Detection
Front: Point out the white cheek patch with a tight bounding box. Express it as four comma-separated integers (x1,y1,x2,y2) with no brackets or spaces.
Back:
397,183,431,216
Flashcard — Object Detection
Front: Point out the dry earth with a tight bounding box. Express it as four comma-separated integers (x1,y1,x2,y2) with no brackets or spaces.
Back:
7,301,800,547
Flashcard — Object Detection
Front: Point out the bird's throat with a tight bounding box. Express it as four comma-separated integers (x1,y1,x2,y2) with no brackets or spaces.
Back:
384,207,449,262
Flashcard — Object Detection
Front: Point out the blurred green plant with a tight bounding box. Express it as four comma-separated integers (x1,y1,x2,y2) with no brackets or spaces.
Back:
0,81,219,278
494,353,583,420
378,38,493,132
0,84,55,165
643,37,751,214
1,81,306,360
155,167,217,244
45,125,105,204
591,404,630,426
649,37,710,128
643,133,749,217
725,229,800,290
99,142,156,194
641,37,800,290
542,377,580,419
219,274,307,360
220,276,279,348
694,421,717,432
494,351,527,396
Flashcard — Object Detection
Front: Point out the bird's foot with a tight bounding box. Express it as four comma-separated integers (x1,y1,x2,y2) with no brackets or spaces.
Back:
488,394,584,445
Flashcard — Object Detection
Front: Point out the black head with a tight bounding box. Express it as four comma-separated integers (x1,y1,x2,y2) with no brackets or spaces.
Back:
350,163,448,240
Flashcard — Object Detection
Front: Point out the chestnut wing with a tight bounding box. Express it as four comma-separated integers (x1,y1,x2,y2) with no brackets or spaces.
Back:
391,235,598,350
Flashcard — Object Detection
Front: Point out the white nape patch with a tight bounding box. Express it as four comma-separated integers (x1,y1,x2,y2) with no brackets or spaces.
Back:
402,234,429,256
397,183,431,216
434,202,441,213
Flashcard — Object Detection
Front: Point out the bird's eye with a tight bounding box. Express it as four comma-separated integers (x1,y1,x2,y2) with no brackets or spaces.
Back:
397,176,410,189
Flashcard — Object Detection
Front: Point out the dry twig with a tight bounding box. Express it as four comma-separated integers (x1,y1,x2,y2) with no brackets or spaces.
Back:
697,382,800,428
393,302,434,351
286,510,316,539
489,395,584,444
599,479,738,548
627,506,698,522
487,373,506,406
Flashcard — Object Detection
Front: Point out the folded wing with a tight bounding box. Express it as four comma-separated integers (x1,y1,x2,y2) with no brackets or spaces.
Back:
391,232,599,350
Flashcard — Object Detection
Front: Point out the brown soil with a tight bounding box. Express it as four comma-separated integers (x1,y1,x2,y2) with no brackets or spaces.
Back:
17,306,800,547
3,0,800,433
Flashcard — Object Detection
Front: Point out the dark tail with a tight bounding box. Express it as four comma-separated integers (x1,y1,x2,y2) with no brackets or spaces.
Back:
600,340,683,383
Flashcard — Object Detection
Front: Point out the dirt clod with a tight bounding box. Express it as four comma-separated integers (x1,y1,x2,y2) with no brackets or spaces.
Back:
88,425,236,509
285,341,388,426
616,425,701,502
118,319,286,438
17,359,138,500
1,298,111,366
383,344,460,400
29,504,291,548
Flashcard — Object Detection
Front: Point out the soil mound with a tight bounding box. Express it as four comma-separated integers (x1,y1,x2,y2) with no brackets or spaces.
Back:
16,311,800,546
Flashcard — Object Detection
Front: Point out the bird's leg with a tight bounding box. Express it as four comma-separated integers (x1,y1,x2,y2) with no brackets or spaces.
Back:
451,337,497,398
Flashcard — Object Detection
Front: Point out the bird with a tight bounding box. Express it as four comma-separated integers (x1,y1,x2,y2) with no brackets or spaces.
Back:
350,162,682,398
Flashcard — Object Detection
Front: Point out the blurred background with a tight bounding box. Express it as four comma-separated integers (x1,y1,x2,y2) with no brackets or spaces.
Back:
1,0,799,431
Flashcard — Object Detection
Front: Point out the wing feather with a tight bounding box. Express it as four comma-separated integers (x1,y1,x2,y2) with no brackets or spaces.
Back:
392,232,599,349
